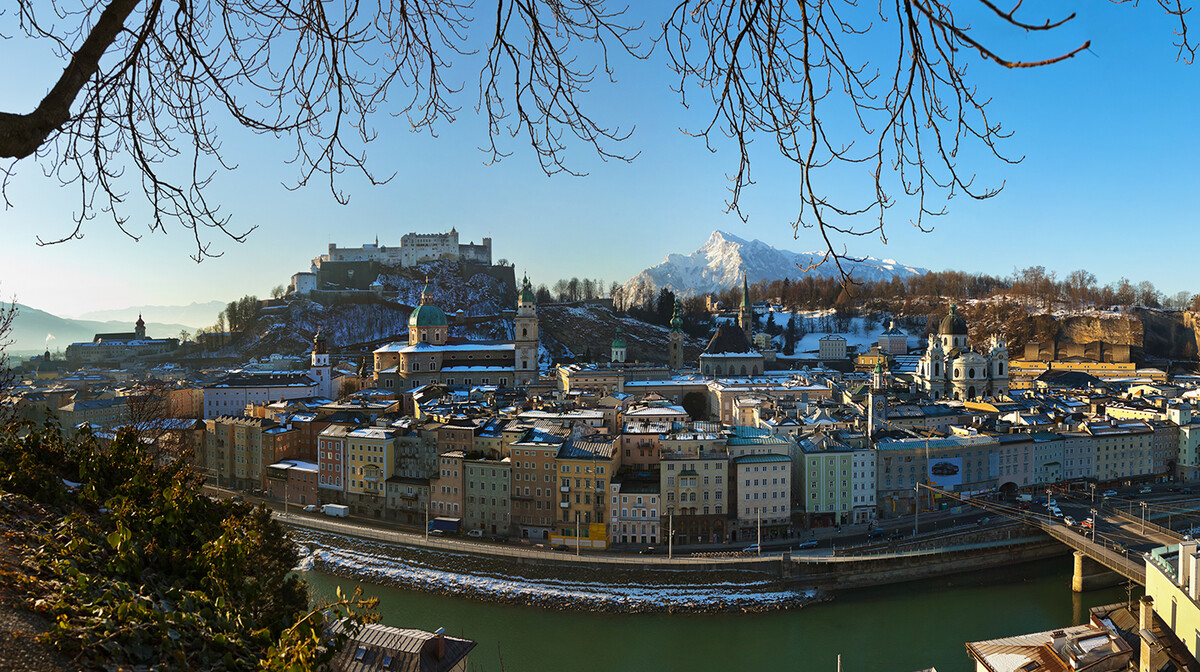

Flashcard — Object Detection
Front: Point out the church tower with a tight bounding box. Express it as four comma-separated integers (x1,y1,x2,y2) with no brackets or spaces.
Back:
668,298,684,371
867,360,888,439
135,314,146,340
738,272,754,337
514,273,540,386
611,327,627,363
310,329,334,399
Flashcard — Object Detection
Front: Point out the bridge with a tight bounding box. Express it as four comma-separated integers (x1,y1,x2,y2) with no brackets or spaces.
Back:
922,484,1196,590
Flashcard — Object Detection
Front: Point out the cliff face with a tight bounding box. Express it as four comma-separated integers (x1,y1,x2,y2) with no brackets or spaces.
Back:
930,303,1197,363
1134,308,1200,360
1056,314,1143,349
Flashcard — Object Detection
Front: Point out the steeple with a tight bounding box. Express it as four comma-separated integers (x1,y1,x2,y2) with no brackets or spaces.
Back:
420,275,434,305
738,271,754,337
668,298,684,370
134,314,146,339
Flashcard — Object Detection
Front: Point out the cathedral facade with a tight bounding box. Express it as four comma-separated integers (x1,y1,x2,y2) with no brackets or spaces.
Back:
916,305,1009,401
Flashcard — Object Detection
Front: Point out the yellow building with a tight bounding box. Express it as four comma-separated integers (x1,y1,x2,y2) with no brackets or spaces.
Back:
346,427,396,502
1146,542,1200,661
551,438,617,550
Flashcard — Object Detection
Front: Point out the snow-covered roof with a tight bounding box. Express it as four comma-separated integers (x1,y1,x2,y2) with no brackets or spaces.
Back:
373,341,514,354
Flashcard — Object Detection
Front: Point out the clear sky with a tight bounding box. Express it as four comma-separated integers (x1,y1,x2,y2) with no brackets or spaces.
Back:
1,2,1197,318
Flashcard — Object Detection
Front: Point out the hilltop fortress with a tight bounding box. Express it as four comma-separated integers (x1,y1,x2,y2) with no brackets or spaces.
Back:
292,229,500,298
315,228,491,269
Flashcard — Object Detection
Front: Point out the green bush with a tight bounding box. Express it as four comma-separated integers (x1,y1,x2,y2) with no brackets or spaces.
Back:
0,421,374,670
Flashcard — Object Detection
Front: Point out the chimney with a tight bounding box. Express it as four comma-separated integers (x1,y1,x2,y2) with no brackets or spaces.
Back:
433,627,445,661
1180,541,1197,589
1191,552,1200,602
1139,596,1156,672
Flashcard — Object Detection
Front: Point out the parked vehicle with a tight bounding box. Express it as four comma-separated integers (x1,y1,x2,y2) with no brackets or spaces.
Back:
303,504,319,513
639,546,659,555
797,539,819,549
1016,494,1033,503
1049,507,1063,517
742,543,760,554
552,544,570,552
1139,486,1152,494
428,517,461,534
322,504,349,518
1101,489,1117,497
467,528,484,538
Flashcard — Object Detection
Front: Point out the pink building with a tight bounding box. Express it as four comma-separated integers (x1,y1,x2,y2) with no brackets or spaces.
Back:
266,460,319,506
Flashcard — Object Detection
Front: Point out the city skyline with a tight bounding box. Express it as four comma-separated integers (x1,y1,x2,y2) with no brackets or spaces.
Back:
1,2,1197,317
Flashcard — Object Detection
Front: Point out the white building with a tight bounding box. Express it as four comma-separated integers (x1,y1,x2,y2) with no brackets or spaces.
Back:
915,305,1009,401
202,371,318,419
819,334,847,361
315,229,492,269
732,453,791,542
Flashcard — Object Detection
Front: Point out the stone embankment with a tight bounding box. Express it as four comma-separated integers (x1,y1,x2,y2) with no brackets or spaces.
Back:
292,527,822,614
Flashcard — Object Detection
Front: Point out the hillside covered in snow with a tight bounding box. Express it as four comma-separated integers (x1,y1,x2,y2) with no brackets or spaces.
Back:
618,230,926,308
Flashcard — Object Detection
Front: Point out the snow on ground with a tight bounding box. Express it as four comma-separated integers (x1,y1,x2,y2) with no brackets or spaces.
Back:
298,543,814,612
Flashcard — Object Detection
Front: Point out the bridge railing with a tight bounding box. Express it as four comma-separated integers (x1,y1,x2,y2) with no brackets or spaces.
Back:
1107,505,1181,541
1045,525,1146,583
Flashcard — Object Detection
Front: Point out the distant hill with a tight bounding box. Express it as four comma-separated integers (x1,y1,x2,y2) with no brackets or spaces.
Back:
4,303,193,355
75,300,225,330
618,230,927,308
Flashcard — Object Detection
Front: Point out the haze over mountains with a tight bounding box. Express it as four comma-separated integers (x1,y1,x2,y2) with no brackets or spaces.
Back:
5,303,195,356
75,301,225,329
618,230,927,306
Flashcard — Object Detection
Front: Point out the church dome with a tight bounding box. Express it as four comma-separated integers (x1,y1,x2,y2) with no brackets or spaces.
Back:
409,305,447,327
612,327,627,349
938,305,968,336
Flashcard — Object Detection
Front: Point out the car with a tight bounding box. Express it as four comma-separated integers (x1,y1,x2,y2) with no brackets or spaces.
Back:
931,461,959,476
796,539,819,549
1139,486,1152,494
1101,489,1117,497
639,546,658,555
742,543,760,554
1081,519,1094,529
467,529,484,538
230,494,245,503
1182,487,1193,494
303,504,318,512
977,517,991,526
552,544,570,552
429,529,444,536
1050,507,1064,517
866,530,885,540
1063,516,1076,526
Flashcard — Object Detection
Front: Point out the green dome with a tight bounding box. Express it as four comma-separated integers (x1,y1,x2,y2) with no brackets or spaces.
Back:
612,327,627,349
670,299,683,332
409,305,448,327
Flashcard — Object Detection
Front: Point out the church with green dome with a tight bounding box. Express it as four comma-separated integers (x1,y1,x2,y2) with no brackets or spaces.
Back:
371,274,540,390
915,305,1009,401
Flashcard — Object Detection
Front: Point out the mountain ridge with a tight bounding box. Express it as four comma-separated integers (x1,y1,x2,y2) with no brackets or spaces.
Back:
618,230,927,307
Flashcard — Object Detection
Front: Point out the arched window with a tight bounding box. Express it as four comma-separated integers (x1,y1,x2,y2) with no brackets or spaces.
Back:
954,368,960,378
715,365,723,376
421,332,427,342
968,367,975,378
522,328,528,337
740,365,747,376
999,363,1005,375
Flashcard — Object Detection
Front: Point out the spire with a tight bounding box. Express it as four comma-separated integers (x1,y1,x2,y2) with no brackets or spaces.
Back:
741,271,751,308
670,298,683,333
420,275,434,305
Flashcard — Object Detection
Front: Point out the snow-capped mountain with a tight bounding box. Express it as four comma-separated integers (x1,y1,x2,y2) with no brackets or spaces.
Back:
618,230,927,306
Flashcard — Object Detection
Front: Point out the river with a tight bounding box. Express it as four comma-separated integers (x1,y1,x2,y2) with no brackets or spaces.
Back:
302,558,1134,672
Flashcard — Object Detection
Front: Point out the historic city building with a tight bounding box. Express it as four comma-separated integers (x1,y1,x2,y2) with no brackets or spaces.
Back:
916,305,1009,401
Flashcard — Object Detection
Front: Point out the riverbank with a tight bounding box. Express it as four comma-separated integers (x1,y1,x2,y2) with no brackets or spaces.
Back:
292,528,823,614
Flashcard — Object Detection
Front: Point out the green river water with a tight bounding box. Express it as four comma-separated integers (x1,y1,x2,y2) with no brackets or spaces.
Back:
302,559,1134,672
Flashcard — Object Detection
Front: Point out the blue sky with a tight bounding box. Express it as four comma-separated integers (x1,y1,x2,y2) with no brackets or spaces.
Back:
1,2,1197,318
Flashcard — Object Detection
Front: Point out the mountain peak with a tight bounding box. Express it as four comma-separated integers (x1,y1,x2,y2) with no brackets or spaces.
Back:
620,233,927,308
